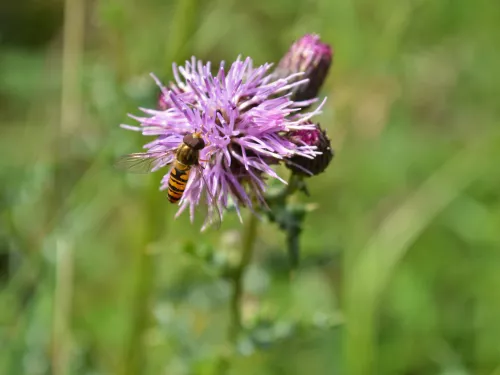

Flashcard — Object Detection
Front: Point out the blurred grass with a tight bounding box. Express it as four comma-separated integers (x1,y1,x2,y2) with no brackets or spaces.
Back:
1,0,500,374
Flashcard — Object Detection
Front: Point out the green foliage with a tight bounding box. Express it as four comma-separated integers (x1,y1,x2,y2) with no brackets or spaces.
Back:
1,0,500,374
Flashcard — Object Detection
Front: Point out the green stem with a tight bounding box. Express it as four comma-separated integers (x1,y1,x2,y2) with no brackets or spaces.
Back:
267,173,305,206
123,176,166,375
123,247,155,375
215,214,258,374
52,0,85,373
229,214,259,341
121,0,200,372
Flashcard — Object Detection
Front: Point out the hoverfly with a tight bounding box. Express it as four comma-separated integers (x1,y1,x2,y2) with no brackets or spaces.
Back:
116,131,221,229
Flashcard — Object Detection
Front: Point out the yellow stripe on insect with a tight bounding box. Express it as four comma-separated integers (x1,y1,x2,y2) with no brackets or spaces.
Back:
166,132,206,203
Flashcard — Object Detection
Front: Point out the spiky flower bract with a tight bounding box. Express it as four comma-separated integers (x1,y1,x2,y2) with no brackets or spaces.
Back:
286,123,334,177
122,55,327,228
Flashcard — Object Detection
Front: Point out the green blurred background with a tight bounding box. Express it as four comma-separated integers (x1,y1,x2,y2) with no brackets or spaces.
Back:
1,0,500,374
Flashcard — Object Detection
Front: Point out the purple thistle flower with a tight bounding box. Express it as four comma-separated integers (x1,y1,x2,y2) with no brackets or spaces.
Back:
157,90,169,110
275,34,332,103
122,56,327,229
286,122,334,177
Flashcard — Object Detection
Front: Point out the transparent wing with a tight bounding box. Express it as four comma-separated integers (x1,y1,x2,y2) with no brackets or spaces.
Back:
115,151,174,174
194,166,222,231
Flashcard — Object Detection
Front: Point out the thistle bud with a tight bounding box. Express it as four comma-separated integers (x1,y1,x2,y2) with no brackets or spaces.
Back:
276,34,332,102
286,123,334,177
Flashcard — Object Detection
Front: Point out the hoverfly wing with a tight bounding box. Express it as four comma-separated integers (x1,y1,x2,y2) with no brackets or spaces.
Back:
203,190,222,231
193,166,222,231
115,151,174,174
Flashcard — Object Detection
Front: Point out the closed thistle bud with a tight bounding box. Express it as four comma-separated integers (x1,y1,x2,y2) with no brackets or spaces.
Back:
276,34,332,102
286,123,334,177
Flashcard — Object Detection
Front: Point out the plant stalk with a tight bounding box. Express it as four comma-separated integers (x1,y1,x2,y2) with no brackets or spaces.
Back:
215,214,258,374
229,213,259,341
122,0,200,373
52,0,85,373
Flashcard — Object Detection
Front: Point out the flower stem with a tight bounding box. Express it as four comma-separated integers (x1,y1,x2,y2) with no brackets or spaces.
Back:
215,214,258,374
121,0,202,371
52,0,85,373
229,213,258,340
122,177,166,375
52,239,74,375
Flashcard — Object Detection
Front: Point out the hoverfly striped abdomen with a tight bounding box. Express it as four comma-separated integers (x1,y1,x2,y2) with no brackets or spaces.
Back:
167,163,190,203
167,132,206,203
115,130,222,229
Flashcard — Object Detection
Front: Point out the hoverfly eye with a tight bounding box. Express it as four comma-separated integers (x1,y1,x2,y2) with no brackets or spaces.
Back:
183,133,206,150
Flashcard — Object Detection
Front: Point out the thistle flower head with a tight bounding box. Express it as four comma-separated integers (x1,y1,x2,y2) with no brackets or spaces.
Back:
286,123,334,177
122,52,328,228
275,34,332,103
